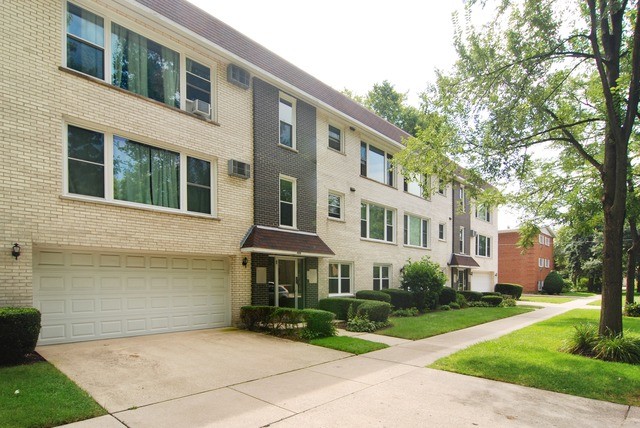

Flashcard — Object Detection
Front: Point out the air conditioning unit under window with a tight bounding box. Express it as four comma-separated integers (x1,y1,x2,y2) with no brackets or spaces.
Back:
187,99,211,118
470,229,478,238
228,159,251,179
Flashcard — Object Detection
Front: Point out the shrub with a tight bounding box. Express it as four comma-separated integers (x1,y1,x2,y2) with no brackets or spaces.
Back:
240,306,276,331
300,309,336,340
440,304,451,311
542,271,564,295
456,293,468,308
481,295,503,306
438,287,458,305
0,307,41,365
356,300,391,323
499,298,517,307
424,290,439,311
625,302,640,317
592,333,640,364
449,302,461,309
494,283,524,299
381,288,415,309
561,323,599,356
318,298,368,320
400,257,446,311
467,301,490,307
391,307,420,317
346,314,378,332
271,308,304,333
355,290,392,303
459,290,483,302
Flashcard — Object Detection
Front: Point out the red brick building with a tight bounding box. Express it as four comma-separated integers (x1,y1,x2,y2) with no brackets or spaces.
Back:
498,227,555,294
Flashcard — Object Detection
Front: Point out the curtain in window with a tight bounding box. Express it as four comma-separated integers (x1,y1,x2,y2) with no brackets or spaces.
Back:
150,148,180,208
111,24,149,99
161,45,180,108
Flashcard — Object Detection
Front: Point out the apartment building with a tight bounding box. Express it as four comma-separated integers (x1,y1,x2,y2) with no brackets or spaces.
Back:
498,227,555,293
1,0,499,344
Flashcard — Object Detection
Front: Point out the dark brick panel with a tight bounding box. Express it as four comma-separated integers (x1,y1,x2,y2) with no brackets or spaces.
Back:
452,181,471,255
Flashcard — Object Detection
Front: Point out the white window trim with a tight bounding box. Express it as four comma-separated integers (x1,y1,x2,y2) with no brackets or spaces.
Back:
373,264,392,291
538,257,544,268
361,201,396,244
62,1,218,121
459,226,465,253
545,258,550,268
539,234,545,245
327,190,344,221
475,204,491,223
279,174,297,229
403,213,431,249
63,122,217,217
327,123,343,153
360,141,395,187
438,223,447,241
537,280,544,291
279,92,297,150
458,185,466,212
475,234,491,258
437,178,447,196
328,261,353,296
404,173,430,199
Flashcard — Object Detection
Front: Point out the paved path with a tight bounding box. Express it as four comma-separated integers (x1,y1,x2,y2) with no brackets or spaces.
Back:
60,296,639,428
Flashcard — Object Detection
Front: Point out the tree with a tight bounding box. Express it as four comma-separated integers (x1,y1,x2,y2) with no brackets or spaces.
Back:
400,257,447,311
396,0,640,335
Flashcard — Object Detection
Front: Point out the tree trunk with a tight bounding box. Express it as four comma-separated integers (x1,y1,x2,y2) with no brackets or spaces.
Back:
601,208,625,335
626,208,639,304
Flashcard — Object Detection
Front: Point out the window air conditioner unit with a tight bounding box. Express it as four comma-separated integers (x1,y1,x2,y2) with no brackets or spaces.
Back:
470,229,478,237
187,99,211,117
228,159,251,179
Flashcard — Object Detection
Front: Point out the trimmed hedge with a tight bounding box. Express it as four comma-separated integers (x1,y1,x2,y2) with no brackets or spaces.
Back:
240,305,276,331
356,300,391,323
381,288,414,309
355,290,392,303
0,307,41,365
494,283,524,299
318,298,368,320
543,271,564,295
481,295,504,307
239,306,336,339
301,309,336,339
459,290,483,302
439,287,458,305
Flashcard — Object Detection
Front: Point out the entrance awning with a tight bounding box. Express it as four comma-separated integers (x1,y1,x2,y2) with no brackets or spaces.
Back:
448,253,480,268
240,225,335,258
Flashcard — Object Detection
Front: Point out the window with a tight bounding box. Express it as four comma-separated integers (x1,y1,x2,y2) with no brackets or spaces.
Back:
459,227,465,253
329,263,352,294
65,3,216,118
537,280,544,291
111,23,180,108
279,94,295,148
361,202,394,242
186,58,212,117
437,179,446,196
404,174,428,198
476,235,491,257
458,185,466,212
360,142,394,186
66,2,105,79
66,124,214,215
476,204,491,222
538,257,544,268
438,223,446,241
404,215,430,248
328,125,342,152
373,265,391,291
539,234,545,245
328,191,343,220
545,259,550,268
545,236,551,246
279,176,296,228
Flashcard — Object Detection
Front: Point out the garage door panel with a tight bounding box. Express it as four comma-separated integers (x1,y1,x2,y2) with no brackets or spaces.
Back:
472,272,493,292
34,251,230,344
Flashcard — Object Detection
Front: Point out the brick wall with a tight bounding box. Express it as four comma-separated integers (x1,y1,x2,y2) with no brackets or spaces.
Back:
498,231,554,293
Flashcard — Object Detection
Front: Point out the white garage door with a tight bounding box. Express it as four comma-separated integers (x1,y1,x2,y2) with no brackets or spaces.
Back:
472,272,494,293
33,249,230,345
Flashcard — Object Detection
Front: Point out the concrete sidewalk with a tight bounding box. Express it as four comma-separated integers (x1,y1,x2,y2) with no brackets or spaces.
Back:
60,296,638,427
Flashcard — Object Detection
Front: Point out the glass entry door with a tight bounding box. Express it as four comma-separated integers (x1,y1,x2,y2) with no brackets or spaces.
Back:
275,257,303,308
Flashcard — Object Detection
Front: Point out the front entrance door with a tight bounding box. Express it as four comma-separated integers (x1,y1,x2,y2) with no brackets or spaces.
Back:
275,257,303,308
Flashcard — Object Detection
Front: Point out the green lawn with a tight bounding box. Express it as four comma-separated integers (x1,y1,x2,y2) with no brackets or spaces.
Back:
0,361,105,428
520,296,575,304
430,309,640,406
379,307,535,340
561,291,596,297
588,292,639,307
310,336,388,354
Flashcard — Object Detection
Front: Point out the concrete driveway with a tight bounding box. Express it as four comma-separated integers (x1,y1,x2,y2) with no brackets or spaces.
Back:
37,328,348,413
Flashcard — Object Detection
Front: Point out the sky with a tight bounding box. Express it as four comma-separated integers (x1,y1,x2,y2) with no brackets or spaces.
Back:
186,0,520,229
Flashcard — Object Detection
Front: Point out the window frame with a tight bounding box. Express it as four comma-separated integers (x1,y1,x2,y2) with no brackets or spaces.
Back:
328,262,353,296
360,141,395,187
63,123,217,217
539,234,545,245
404,173,429,199
327,190,344,221
63,2,217,120
278,93,296,149
545,258,550,268
545,236,551,246
403,214,431,248
438,223,446,241
361,201,395,243
328,124,343,153
458,185,466,212
459,226,465,253
373,264,391,291
475,204,491,222
475,234,492,257
538,257,544,268
279,175,297,229
437,178,446,196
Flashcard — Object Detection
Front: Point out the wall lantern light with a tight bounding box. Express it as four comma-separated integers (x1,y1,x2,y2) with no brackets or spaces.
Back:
12,243,21,260
242,257,248,267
